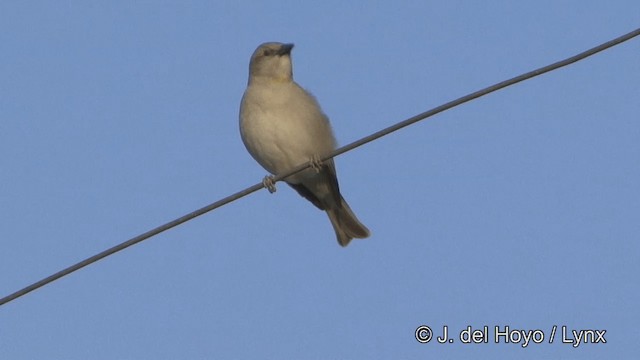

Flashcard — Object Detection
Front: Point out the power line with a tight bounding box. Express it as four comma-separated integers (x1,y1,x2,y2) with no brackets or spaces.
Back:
1,27,639,307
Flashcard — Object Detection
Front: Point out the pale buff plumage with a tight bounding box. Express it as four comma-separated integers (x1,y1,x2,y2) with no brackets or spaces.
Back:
239,42,369,246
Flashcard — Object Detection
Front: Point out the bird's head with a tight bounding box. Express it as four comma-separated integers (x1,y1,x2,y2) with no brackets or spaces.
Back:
248,42,295,83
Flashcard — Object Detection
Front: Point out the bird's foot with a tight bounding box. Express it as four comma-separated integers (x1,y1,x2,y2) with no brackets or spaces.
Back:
262,175,277,194
309,155,324,173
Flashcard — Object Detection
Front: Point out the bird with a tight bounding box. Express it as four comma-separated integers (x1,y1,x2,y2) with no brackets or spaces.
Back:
239,42,370,247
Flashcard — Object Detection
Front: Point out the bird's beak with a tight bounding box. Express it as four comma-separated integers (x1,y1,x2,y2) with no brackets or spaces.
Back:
277,43,294,56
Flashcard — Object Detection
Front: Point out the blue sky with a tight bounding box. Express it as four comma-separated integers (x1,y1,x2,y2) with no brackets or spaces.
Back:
1,1,639,359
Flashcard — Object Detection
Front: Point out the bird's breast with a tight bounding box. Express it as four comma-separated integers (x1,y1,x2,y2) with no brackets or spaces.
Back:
240,83,336,176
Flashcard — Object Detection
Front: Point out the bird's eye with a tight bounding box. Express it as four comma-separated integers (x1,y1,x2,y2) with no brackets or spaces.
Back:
262,49,271,56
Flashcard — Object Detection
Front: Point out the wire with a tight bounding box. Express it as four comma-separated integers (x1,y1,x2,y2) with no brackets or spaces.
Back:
1,27,639,307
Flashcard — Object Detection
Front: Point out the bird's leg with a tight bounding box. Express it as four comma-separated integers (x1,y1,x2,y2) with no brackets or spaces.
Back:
309,155,324,173
262,175,277,194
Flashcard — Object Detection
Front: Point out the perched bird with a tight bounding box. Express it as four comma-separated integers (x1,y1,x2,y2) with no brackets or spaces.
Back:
239,42,370,247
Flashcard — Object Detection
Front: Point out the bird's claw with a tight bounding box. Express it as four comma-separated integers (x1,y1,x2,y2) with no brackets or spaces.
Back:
309,155,323,173
262,175,277,194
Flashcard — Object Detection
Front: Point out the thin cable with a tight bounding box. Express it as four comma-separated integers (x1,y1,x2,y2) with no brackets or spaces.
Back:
1,27,638,307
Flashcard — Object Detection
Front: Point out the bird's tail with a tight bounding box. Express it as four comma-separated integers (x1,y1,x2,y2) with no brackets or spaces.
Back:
327,196,370,247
